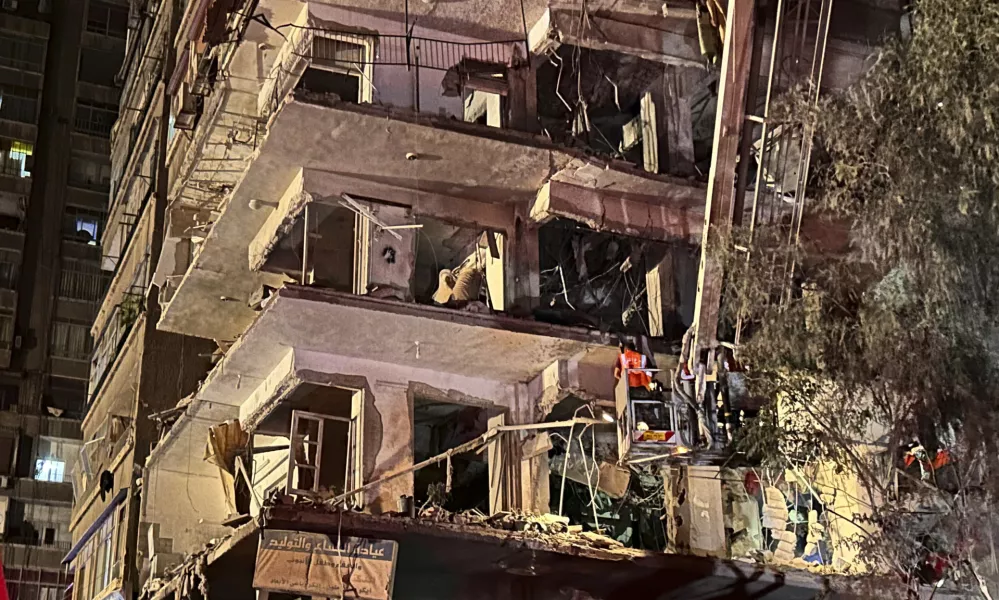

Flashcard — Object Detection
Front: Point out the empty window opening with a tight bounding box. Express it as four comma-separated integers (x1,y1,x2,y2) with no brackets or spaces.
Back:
253,385,361,503
301,35,370,104
537,220,683,338
415,216,505,311
296,67,361,102
464,90,504,127
413,398,489,513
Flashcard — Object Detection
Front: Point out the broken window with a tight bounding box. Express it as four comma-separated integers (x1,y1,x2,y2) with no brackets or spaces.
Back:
298,35,373,103
252,385,362,506
461,62,508,128
536,45,703,176
262,202,357,292
414,216,505,311
286,409,359,498
537,220,689,337
537,46,656,163
412,398,490,513
264,196,420,302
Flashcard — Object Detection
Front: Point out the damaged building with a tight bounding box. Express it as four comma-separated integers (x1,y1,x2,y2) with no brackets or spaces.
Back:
62,0,914,599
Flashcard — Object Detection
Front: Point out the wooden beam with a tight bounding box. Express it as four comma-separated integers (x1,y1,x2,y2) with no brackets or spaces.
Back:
691,0,756,355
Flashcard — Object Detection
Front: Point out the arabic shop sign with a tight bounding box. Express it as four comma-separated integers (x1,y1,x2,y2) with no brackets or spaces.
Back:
253,529,398,600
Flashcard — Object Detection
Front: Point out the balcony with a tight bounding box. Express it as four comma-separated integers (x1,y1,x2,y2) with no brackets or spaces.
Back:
156,1,708,342
87,255,148,403
0,542,70,570
72,419,132,508
0,477,74,504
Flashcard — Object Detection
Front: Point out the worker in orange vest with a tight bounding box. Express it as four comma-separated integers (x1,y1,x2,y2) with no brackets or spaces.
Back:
614,341,654,392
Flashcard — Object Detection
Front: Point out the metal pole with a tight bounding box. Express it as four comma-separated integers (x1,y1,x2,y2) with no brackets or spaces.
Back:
300,203,310,285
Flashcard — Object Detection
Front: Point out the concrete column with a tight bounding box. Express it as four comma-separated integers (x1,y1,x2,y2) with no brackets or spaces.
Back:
509,208,540,315
673,465,727,557
365,381,413,514
15,0,85,377
507,63,538,133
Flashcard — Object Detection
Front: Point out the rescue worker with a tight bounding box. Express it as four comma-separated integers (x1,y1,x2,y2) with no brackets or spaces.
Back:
614,341,655,398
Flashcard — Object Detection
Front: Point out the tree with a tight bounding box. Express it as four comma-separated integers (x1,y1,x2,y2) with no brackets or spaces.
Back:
727,0,999,595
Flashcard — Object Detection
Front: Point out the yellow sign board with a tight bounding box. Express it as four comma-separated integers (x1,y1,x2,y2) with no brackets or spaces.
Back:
253,529,398,600
635,430,675,443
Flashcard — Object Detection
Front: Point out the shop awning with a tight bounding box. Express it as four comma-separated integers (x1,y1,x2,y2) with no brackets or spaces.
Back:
62,488,128,565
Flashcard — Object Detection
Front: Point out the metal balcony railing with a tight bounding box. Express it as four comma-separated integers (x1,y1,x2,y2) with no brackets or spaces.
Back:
102,185,151,274
87,255,149,403
309,29,527,72
59,265,110,304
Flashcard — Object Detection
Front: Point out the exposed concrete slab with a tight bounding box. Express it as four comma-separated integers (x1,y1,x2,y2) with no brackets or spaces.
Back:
532,167,706,243
159,97,705,341
531,7,704,68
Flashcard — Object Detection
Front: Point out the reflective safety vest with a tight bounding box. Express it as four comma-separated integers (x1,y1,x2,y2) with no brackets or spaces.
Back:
619,349,652,388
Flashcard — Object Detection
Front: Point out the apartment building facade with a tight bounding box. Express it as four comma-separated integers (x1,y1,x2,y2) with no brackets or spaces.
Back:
62,0,218,599
66,1,905,599
0,1,128,599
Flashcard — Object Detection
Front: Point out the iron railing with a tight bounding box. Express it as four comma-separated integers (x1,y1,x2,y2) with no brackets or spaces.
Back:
74,101,117,138
0,33,45,73
309,29,527,72
59,263,110,303
101,184,151,274
87,255,149,402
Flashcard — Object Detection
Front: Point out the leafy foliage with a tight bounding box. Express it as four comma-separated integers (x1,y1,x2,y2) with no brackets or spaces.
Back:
727,0,999,592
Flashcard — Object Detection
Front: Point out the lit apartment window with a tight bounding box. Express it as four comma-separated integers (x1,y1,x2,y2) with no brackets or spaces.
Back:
86,0,128,38
34,458,65,482
64,206,105,244
0,32,44,73
74,100,117,138
0,84,38,124
0,137,35,178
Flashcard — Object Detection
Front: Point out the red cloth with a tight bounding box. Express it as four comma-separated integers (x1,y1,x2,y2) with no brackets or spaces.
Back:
0,554,9,600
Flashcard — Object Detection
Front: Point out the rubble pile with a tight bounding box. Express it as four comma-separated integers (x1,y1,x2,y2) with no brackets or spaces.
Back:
417,506,630,553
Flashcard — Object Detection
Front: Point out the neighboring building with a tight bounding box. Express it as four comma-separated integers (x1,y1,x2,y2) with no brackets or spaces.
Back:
0,1,127,598
61,1,218,600
67,1,906,600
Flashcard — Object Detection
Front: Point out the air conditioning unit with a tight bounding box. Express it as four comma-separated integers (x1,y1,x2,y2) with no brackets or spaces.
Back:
173,82,197,130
